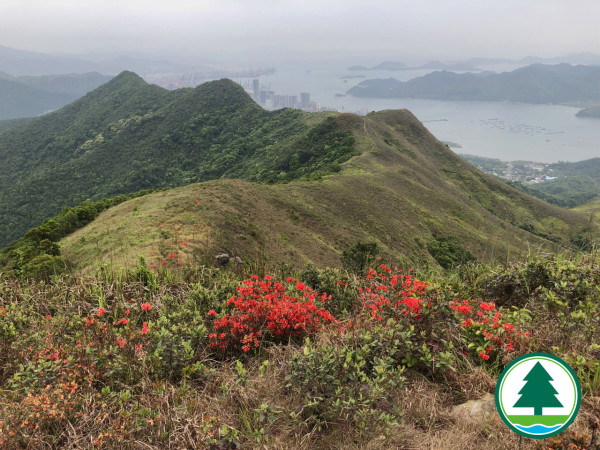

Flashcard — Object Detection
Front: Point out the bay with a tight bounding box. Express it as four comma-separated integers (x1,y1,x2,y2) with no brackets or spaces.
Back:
253,62,599,163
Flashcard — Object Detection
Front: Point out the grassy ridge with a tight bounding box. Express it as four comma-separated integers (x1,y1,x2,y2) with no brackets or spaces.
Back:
55,110,592,276
0,190,156,278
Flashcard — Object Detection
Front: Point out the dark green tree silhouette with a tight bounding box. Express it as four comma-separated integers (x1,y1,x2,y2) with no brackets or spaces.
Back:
513,361,563,415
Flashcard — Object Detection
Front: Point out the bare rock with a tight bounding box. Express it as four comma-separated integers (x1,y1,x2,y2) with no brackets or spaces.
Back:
215,253,230,265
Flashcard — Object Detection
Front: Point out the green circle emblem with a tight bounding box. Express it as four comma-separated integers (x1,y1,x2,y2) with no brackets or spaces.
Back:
495,352,581,439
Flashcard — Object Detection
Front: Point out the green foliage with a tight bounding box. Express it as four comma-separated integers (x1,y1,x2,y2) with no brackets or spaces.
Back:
285,334,406,432
133,256,157,288
342,240,378,274
478,253,600,308
427,236,474,269
145,299,209,381
517,223,560,243
300,265,359,315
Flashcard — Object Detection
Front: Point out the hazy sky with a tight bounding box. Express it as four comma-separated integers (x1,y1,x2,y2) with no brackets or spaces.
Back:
1,0,599,63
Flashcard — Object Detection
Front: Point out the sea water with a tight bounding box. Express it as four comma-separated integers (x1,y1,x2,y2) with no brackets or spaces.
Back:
252,61,599,163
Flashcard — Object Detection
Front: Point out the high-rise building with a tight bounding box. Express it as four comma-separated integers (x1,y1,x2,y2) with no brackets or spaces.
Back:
252,79,260,101
300,92,310,110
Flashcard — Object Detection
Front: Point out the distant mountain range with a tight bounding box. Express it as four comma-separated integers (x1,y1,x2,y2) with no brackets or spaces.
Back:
348,53,600,72
347,64,600,104
0,72,112,119
0,45,204,76
347,60,478,72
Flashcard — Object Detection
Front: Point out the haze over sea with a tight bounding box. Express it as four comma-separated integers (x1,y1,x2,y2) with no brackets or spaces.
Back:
255,61,599,163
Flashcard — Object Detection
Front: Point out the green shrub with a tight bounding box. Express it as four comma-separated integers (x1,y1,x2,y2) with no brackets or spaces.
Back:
427,236,474,270
286,333,406,432
342,241,378,275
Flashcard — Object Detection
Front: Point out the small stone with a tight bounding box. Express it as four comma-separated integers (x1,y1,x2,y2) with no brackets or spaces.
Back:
451,393,496,419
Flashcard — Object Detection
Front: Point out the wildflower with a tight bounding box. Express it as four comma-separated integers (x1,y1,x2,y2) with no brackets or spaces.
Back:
141,302,152,311
142,322,149,334
480,302,496,312
125,309,130,315
46,315,51,320
161,260,166,266
503,323,514,332
208,310,217,316
479,351,490,361
150,264,157,269
117,318,128,325
97,307,107,317
296,281,306,291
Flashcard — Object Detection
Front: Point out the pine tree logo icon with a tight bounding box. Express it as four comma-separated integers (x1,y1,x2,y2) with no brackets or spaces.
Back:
496,353,581,439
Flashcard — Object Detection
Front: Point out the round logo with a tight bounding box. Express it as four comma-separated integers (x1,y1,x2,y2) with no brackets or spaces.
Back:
495,352,581,439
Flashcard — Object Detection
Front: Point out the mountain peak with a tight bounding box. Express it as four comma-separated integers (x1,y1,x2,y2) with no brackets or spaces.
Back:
107,70,148,86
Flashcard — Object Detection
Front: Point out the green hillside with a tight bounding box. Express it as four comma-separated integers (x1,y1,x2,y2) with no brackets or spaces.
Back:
56,110,591,275
2,110,590,278
0,72,355,247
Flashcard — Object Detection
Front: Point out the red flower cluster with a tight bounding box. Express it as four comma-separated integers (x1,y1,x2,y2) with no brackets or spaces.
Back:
359,265,431,321
449,297,526,360
209,275,335,353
